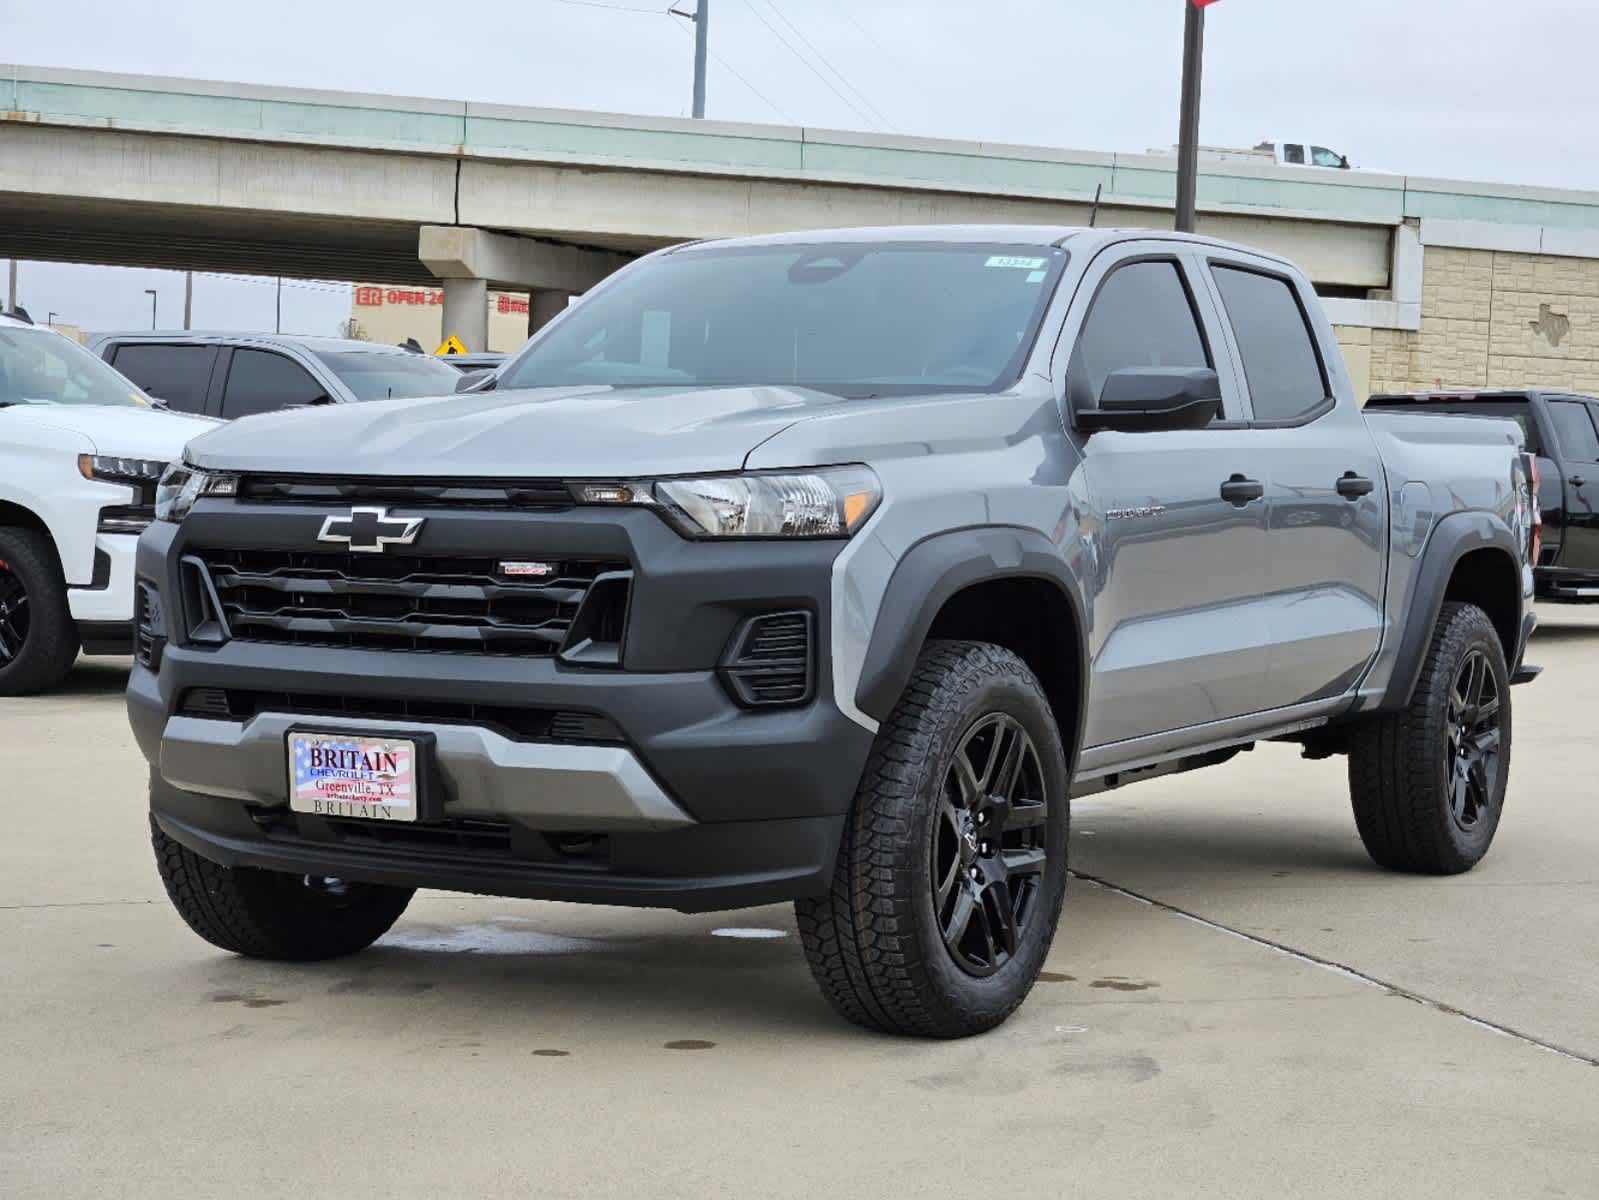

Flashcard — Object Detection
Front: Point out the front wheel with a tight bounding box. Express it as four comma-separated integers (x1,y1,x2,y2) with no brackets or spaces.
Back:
796,640,1070,1038
0,527,79,697
152,818,414,960
1348,601,1511,874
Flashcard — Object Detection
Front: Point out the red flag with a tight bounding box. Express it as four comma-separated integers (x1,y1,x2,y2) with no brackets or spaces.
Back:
1193,0,1222,6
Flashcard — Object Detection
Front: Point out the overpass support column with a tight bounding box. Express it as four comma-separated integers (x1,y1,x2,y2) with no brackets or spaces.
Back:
440,277,489,352
420,225,629,348
529,290,569,335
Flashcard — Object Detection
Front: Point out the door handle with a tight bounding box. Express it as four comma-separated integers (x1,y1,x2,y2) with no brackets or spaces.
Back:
1220,474,1264,506
1571,476,1587,487
1336,472,1375,500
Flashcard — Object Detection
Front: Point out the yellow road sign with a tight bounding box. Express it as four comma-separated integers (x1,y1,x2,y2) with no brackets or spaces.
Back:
435,334,468,356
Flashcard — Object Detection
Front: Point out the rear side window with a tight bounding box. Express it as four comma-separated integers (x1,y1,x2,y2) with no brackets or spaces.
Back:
1548,400,1599,462
1213,266,1328,424
221,349,327,419
1069,260,1209,407
111,344,216,414
1282,144,1306,165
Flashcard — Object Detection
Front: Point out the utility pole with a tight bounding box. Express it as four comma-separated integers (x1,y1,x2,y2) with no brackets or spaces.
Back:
144,288,158,330
670,1,709,117
183,271,193,330
275,277,283,333
6,259,15,312
1175,0,1216,234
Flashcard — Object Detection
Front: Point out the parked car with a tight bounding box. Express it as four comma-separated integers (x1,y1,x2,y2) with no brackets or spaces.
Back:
86,332,464,419
1368,389,1599,601
131,227,1538,1037
0,313,217,694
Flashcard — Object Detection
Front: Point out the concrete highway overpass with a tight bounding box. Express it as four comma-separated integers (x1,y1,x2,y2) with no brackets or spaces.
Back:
6,63,1599,386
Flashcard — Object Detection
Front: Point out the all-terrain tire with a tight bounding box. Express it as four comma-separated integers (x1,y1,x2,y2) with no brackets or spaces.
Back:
1348,601,1511,874
151,817,414,960
0,527,80,697
796,640,1071,1038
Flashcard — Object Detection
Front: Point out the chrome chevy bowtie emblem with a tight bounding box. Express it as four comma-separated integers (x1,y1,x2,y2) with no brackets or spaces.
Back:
316,507,425,554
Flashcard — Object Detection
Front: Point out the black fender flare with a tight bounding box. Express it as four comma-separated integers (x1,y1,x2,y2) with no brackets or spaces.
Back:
1376,510,1525,712
854,525,1091,767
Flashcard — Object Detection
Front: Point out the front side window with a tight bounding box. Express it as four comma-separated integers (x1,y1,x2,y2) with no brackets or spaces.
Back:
1067,260,1210,408
313,350,460,402
1548,400,1599,462
1213,265,1328,424
221,349,327,419
0,327,149,409
1311,146,1346,168
496,242,1068,399
112,344,217,414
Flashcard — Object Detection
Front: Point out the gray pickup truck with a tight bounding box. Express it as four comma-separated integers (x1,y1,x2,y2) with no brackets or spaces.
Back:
129,226,1538,1038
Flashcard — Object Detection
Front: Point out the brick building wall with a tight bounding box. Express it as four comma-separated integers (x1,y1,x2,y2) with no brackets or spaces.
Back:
1335,246,1599,399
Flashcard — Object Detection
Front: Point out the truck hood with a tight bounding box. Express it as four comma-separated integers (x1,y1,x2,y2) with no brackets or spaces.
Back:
2,403,218,459
184,384,844,477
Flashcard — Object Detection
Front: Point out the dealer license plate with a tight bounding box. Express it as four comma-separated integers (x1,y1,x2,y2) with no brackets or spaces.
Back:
288,732,419,822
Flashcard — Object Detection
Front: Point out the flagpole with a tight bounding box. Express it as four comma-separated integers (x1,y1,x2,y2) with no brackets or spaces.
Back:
1175,0,1207,233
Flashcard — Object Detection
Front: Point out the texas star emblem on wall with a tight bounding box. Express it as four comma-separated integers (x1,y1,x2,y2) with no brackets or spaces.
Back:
316,507,426,554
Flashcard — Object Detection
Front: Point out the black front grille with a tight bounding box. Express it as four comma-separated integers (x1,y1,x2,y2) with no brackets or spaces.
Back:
177,687,624,744
193,549,628,656
720,611,813,707
236,474,574,511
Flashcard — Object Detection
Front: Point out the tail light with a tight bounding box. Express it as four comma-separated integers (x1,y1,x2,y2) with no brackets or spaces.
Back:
1521,452,1543,566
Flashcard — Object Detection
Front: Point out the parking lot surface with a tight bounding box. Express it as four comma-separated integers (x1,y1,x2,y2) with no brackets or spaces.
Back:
4,614,1598,1198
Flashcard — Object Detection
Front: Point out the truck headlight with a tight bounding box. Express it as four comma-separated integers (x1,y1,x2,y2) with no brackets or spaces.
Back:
78,455,168,485
650,467,881,538
154,463,238,523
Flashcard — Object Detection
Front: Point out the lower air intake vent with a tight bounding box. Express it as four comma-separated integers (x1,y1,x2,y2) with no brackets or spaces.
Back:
720,611,813,708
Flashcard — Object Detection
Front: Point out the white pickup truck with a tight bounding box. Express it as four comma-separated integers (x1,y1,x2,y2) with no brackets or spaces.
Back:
1149,141,1356,170
0,314,216,694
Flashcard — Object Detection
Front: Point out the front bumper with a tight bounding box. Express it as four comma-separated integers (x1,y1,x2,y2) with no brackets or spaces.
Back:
128,507,875,911
67,533,139,626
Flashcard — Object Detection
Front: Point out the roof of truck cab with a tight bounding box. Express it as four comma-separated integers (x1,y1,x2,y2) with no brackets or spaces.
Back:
665,224,1295,263
88,331,421,355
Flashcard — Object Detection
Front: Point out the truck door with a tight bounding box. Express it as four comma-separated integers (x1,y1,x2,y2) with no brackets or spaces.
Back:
1204,257,1387,707
1544,398,1599,572
1061,249,1270,749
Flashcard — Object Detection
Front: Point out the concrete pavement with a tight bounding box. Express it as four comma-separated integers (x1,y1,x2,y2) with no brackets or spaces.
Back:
3,615,1597,1198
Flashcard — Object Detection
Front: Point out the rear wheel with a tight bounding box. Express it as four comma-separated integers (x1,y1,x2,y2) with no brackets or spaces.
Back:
151,817,414,960
0,527,79,697
796,641,1070,1037
1348,601,1510,874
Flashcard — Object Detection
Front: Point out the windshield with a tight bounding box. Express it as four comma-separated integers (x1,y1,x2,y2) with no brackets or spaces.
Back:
314,350,462,402
497,242,1068,398
0,326,149,409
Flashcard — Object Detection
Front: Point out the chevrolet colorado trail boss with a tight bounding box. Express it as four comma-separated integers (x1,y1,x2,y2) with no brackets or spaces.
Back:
130,228,1539,1038
0,314,216,695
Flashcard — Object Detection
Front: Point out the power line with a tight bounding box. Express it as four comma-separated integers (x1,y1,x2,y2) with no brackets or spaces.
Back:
668,12,795,123
759,0,894,131
545,0,664,13
820,0,914,110
735,0,880,129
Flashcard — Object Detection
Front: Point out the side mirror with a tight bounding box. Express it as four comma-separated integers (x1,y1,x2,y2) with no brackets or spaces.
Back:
1076,367,1221,433
454,369,495,393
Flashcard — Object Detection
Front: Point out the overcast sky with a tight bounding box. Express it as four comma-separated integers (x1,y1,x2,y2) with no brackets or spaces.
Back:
8,0,1598,333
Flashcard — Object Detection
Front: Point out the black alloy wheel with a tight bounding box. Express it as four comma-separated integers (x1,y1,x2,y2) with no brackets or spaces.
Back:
933,713,1048,977
0,558,30,666
1445,648,1502,832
